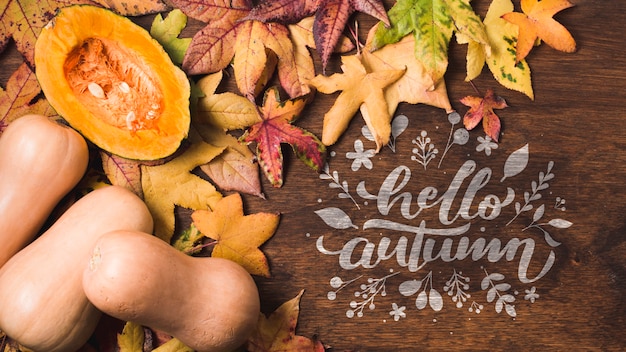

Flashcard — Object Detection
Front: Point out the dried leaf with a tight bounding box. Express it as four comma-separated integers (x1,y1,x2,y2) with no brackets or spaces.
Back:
308,54,405,151
117,322,144,352
370,0,488,84
150,9,193,65
0,0,167,65
247,290,325,352
247,0,388,70
0,63,56,133
191,193,279,277
141,141,225,242
460,88,508,142
362,33,453,115
151,338,194,352
502,0,576,63
101,152,144,198
242,87,326,188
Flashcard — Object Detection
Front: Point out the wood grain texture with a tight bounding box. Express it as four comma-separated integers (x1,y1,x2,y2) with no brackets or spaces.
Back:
1,0,624,351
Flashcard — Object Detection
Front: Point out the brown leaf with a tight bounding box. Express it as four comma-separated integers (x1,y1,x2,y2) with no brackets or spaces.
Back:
191,193,279,277
0,0,167,66
0,63,57,133
460,88,508,142
100,152,144,198
247,290,325,352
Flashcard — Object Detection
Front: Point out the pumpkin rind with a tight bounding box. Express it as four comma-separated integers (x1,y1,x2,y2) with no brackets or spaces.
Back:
35,5,190,160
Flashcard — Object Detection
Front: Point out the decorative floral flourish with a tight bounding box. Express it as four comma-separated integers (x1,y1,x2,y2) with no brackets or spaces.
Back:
346,139,375,171
507,160,554,226
522,202,572,247
319,163,360,209
476,135,498,156
524,286,539,303
327,275,363,301
389,303,406,321
411,131,438,170
347,272,400,318
468,301,484,314
443,269,471,308
481,269,516,317
555,197,566,211
438,112,469,168
361,114,408,153
399,271,443,312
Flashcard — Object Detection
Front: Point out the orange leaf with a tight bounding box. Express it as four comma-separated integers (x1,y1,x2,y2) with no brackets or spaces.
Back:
191,193,279,277
308,54,405,151
460,89,508,142
247,290,325,352
501,0,576,62
0,63,56,132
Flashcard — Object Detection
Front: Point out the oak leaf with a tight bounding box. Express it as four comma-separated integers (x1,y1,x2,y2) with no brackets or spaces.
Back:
141,141,225,243
246,0,389,70
370,0,488,84
0,0,168,66
247,290,325,352
0,62,56,133
458,0,534,99
242,87,326,188
308,54,405,151
191,193,279,277
502,0,576,63
460,88,508,142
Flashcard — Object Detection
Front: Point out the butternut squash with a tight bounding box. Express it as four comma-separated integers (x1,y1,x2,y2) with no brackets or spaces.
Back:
0,186,153,352
0,114,89,268
83,230,260,352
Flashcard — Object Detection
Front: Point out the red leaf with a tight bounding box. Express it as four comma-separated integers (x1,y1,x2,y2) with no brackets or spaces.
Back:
460,89,508,142
242,87,325,187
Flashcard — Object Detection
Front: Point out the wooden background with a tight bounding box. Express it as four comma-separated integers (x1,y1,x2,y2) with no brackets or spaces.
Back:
2,0,626,351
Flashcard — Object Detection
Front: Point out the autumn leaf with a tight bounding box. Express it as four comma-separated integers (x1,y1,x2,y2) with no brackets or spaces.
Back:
370,0,488,84
308,54,405,151
191,193,279,277
362,32,453,115
246,0,389,70
0,0,168,66
117,321,144,352
247,290,325,352
141,141,224,243
0,62,56,133
242,87,326,188
101,152,144,198
150,9,192,65
502,0,576,63
460,88,508,142
458,0,534,99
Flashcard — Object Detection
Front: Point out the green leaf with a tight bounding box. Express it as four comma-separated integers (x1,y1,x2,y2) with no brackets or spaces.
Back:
371,0,487,84
150,9,193,65
117,321,144,352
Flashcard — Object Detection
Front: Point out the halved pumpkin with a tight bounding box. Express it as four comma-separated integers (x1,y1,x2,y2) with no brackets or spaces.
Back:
35,5,190,160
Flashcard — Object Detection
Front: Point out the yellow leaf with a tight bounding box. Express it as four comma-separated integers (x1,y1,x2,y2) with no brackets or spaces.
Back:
308,54,405,152
141,142,225,242
117,321,144,352
196,72,260,131
152,338,194,352
191,193,279,277
502,0,576,62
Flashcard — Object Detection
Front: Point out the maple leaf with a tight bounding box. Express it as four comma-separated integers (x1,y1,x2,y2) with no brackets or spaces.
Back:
362,32,453,115
191,193,279,277
0,62,56,132
117,321,144,352
460,88,508,142
246,0,389,70
308,54,405,151
247,290,325,352
141,141,225,243
242,86,326,188
370,0,488,84
0,0,168,66
502,0,576,63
